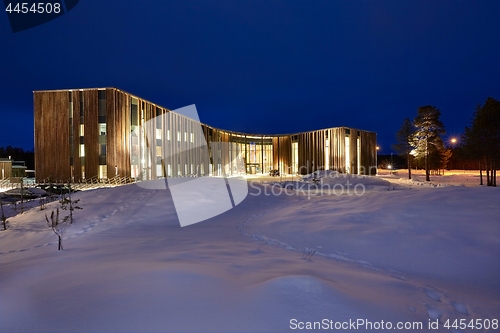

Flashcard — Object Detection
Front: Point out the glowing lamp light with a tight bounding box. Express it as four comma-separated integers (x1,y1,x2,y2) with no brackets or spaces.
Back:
451,138,457,144
387,165,392,169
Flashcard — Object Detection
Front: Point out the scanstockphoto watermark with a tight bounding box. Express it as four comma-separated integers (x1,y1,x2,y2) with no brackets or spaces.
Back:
289,318,500,331
249,179,367,199
290,318,425,330
251,167,374,200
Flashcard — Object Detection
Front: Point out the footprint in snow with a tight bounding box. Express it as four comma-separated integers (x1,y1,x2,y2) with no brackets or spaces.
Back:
451,301,468,315
424,288,441,302
426,305,442,320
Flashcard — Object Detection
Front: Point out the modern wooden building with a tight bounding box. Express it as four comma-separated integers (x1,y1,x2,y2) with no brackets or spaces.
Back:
34,88,377,181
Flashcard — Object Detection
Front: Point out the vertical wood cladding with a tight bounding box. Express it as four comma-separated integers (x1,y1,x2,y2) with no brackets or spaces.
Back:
0,161,12,179
34,90,70,181
106,88,131,178
273,136,292,173
294,127,376,175
34,88,377,180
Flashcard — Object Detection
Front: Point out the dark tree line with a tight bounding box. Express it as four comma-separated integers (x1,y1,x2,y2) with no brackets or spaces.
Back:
0,146,34,169
462,97,499,186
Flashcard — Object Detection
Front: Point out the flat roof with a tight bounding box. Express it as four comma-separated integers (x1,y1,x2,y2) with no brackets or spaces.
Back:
34,87,377,136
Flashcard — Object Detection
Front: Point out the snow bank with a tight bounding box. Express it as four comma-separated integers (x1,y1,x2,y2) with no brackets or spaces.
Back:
1,174,499,332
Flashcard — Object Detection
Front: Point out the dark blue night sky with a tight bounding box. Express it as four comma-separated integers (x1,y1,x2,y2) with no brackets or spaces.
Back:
1,0,499,153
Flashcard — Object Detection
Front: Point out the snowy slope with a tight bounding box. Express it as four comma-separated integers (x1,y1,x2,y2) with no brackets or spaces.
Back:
0,175,499,333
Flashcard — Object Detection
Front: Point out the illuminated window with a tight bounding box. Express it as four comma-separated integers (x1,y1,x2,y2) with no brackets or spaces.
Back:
99,165,107,179
99,123,106,135
357,137,361,175
292,142,298,174
79,144,85,157
345,136,350,173
68,92,73,118
325,139,329,170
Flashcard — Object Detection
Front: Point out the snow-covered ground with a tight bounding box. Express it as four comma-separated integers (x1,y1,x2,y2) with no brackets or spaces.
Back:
0,172,499,333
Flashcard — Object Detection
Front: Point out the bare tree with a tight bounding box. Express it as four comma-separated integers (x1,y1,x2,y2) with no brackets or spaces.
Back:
45,209,67,251
59,183,81,224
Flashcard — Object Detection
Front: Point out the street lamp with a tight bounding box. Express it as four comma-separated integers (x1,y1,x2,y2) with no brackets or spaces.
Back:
450,138,458,171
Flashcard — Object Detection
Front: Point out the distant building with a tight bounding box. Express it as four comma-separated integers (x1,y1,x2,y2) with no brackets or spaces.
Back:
0,158,12,179
0,158,27,181
34,88,377,181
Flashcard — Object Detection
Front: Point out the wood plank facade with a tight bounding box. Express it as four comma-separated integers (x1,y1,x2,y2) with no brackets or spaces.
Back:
34,88,377,181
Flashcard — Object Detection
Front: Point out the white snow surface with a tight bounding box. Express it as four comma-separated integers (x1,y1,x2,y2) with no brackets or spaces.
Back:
0,174,499,333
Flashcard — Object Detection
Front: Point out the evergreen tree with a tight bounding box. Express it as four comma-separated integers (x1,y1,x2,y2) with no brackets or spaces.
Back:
414,106,446,181
427,136,451,173
462,97,500,186
393,118,416,179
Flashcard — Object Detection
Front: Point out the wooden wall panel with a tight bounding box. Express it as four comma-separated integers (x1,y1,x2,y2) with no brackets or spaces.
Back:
106,88,116,178
297,133,306,174
350,130,357,174
34,91,70,181
0,161,12,179
272,137,279,171
34,92,43,179
105,89,131,179
280,136,292,173
360,130,377,175
121,90,131,177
